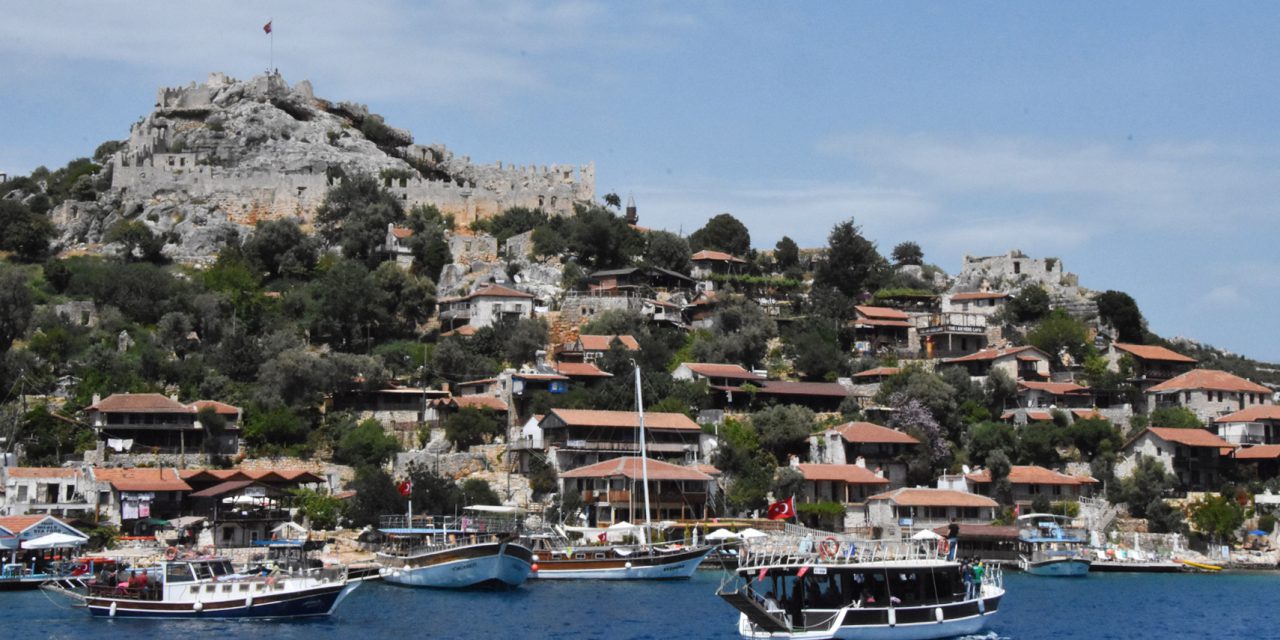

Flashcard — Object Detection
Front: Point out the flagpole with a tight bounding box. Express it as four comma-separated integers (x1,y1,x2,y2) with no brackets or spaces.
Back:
269,18,274,72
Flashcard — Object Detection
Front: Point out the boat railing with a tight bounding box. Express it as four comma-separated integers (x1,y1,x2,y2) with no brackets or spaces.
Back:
379,513,520,534
738,531,942,570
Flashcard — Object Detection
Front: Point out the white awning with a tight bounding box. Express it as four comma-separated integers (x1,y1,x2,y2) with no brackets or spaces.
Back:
22,532,88,549
738,528,768,540
705,528,739,541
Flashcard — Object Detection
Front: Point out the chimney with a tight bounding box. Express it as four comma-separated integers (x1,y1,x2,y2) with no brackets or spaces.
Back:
788,454,800,469
855,456,866,468
92,393,101,405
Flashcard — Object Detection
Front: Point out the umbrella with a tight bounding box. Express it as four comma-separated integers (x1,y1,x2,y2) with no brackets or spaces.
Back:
1248,529,1269,536
705,528,739,541
911,529,943,541
22,532,88,549
738,528,768,540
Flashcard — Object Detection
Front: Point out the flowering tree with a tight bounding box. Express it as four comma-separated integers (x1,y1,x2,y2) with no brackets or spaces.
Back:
888,392,947,461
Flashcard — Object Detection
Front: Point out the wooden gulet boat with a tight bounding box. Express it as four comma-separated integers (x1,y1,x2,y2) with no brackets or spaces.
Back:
51,556,359,619
527,364,715,580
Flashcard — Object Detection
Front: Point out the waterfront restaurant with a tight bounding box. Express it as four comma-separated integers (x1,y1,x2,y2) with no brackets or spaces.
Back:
0,514,89,571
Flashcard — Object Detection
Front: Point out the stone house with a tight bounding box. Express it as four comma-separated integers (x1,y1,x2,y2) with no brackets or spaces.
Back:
384,223,415,266
851,305,913,356
963,465,1097,509
1016,380,1093,410
709,380,851,413
810,421,920,489
1212,405,1280,446
558,456,717,525
863,488,999,539
86,393,241,457
690,249,747,285
1144,369,1272,424
519,409,709,473
438,283,535,332
792,462,890,531
586,266,694,295
89,467,192,531
944,291,1009,316
943,346,1052,383
1105,342,1197,392
558,334,641,363
0,467,95,519
446,232,498,263
1117,427,1236,491
180,468,325,547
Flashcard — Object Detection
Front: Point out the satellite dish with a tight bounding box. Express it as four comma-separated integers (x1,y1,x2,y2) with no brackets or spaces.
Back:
962,465,971,474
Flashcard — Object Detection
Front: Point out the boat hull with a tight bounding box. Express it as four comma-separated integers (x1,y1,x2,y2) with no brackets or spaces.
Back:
1025,557,1090,577
380,541,533,588
531,546,713,580
85,581,358,619
0,577,50,591
738,593,1002,640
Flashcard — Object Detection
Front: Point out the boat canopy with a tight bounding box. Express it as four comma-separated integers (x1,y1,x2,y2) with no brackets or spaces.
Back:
463,505,524,514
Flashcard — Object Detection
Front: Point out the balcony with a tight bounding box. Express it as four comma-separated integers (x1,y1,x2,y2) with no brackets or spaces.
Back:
440,306,471,320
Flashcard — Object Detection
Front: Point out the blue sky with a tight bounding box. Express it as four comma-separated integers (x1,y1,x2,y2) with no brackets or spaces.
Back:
2,1,1278,361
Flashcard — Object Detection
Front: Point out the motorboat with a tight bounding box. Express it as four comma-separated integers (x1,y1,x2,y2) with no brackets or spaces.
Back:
51,556,359,618
716,527,1004,639
1016,513,1091,577
376,505,533,588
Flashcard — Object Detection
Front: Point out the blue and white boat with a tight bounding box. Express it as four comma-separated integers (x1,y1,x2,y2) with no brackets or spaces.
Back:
1016,513,1092,577
376,506,533,589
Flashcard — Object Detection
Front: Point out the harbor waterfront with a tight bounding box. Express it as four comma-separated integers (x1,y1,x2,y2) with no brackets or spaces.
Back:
7,570,1278,639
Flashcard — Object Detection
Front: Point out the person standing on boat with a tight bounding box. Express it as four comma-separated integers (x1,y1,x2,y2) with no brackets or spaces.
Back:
947,518,960,561
972,560,985,597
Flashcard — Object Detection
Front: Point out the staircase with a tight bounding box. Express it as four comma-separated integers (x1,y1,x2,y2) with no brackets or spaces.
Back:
718,589,792,633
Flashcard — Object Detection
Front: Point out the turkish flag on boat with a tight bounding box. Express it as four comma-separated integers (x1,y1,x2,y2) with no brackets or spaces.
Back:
597,532,608,543
263,21,273,34
766,497,795,520
398,480,413,497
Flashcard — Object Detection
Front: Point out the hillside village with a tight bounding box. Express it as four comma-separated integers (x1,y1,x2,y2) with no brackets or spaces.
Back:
2,72,1280,560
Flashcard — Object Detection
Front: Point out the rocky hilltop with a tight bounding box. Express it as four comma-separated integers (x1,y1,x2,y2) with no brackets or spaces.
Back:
54,72,594,262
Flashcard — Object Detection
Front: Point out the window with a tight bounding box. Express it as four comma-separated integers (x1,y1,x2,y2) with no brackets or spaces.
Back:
1013,262,1021,274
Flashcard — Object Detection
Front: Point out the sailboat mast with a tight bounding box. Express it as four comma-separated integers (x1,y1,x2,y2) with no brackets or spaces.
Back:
634,363,652,539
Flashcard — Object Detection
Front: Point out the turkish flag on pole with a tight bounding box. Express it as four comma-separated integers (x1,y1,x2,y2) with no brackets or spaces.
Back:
398,480,412,497
766,497,795,520
263,20,273,34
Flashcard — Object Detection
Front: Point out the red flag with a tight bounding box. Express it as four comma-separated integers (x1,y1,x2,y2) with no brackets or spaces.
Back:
398,480,412,497
597,532,607,543
756,567,767,582
263,21,273,34
766,497,795,520
796,565,809,577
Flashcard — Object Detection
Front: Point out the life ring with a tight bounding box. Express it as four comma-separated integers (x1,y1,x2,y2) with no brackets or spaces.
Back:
937,537,950,556
819,537,840,559
165,547,179,561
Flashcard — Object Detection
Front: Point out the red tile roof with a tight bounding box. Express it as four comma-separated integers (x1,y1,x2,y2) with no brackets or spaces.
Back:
390,226,414,239
1234,445,1280,460
1147,369,1271,395
690,250,747,264
830,421,920,445
679,363,764,380
1112,343,1196,363
690,463,722,476
1000,410,1054,422
441,283,535,303
93,468,192,492
515,372,570,382
866,488,999,508
1071,409,1104,420
747,380,851,398
1017,381,1089,395
190,400,241,416
795,463,890,485
854,318,912,328
950,292,1009,302
554,361,614,378
88,393,191,413
559,457,713,482
855,305,909,321
1143,427,1236,449
576,334,641,351
966,465,1092,486
1215,405,1280,423
545,409,701,431
4,467,77,479
944,346,1046,364
453,395,509,412
179,469,324,483
441,324,479,337
853,367,900,378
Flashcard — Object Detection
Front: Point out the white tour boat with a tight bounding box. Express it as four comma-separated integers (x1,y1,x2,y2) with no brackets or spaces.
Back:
717,527,1004,639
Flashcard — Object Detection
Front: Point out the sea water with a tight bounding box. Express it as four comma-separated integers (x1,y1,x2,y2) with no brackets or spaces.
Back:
8,571,1280,639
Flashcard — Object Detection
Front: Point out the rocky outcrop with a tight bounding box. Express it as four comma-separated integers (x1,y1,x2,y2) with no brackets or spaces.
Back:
58,71,594,263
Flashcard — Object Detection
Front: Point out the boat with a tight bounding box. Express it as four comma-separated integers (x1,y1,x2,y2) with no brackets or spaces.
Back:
51,555,359,618
526,363,715,580
0,562,65,591
1177,558,1223,572
1016,513,1091,577
376,505,534,588
716,526,1004,639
